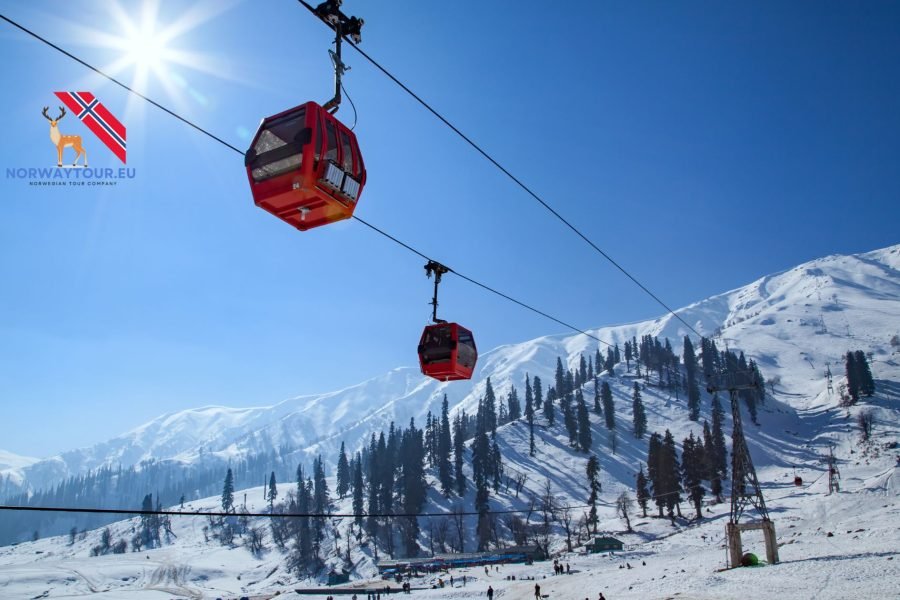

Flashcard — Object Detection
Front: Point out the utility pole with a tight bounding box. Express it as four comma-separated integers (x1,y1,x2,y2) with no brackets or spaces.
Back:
707,371,779,568
827,446,841,495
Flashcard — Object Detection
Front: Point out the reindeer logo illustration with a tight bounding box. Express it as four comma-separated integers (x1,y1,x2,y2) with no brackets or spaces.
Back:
42,106,88,167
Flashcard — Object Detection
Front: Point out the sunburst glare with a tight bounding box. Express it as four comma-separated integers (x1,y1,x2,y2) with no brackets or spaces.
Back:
68,0,241,119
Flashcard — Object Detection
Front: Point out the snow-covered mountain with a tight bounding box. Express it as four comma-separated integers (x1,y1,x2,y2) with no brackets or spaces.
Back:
0,450,38,489
1,244,899,597
9,243,900,492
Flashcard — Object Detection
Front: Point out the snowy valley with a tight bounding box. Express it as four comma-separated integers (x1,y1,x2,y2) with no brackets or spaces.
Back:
1,243,899,599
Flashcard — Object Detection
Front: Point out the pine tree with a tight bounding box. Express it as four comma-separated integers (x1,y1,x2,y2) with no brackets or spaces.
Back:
221,468,235,513
366,436,380,539
555,357,566,399
606,347,615,376
593,377,602,415
424,411,436,466
533,375,543,413
507,385,521,421
588,356,595,380
544,386,556,425
399,419,426,557
576,389,592,451
844,351,859,404
601,381,615,430
647,433,664,517
312,455,330,559
624,341,632,372
525,375,535,456
352,452,364,526
683,337,701,421
661,430,682,519
336,442,350,500
140,493,156,549
484,378,498,434
681,433,705,520
579,354,588,388
453,414,466,496
711,394,728,483
267,471,278,510
491,437,502,492
296,467,313,565
586,455,601,533
854,350,876,397
635,464,650,517
472,422,491,550
703,420,723,503
438,395,454,496
563,392,578,447
632,382,647,438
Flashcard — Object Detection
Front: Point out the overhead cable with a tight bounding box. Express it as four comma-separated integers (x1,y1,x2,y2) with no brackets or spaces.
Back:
294,1,703,339
0,12,611,347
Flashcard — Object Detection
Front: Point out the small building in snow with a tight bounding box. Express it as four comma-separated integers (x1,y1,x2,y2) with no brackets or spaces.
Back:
327,569,351,585
588,536,624,553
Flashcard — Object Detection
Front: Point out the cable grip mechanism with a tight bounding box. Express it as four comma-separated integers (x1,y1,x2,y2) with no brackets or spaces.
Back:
424,260,450,324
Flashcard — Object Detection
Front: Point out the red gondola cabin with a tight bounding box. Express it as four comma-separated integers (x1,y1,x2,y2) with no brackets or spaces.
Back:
418,323,478,381
245,101,365,230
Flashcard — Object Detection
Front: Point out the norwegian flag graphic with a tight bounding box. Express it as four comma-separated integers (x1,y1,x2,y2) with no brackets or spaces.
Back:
54,92,127,164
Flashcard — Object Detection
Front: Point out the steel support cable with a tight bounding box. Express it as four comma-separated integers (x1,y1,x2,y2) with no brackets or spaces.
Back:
0,13,612,348
0,483,713,519
0,15,243,155
295,1,702,339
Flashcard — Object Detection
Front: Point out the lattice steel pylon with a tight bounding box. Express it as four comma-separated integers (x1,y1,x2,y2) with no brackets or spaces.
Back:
707,371,779,567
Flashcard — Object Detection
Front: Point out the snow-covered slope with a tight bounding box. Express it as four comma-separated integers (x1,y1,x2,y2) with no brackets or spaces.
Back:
11,244,900,492
0,450,38,488
1,245,899,598
1,371,897,599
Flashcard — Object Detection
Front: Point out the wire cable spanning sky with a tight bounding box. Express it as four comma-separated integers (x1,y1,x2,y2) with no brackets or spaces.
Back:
295,0,702,339
0,12,616,351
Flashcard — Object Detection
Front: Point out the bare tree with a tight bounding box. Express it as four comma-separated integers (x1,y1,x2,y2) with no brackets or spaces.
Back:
489,514,502,549
452,505,466,553
857,410,875,442
504,515,529,546
560,504,574,552
434,518,449,554
245,525,266,557
428,520,436,557
576,513,589,545
540,479,557,528
514,471,528,498
616,492,633,533
530,521,552,559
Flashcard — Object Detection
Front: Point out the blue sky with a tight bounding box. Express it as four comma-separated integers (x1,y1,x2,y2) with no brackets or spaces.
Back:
1,0,898,457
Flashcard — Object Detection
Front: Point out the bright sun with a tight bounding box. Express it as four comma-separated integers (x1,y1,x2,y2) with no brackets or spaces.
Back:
125,24,167,72
74,0,235,112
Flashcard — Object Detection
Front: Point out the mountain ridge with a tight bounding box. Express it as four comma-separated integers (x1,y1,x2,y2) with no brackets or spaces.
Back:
4,242,899,494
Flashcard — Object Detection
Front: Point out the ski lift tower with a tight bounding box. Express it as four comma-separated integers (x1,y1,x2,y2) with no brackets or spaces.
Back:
707,371,779,567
